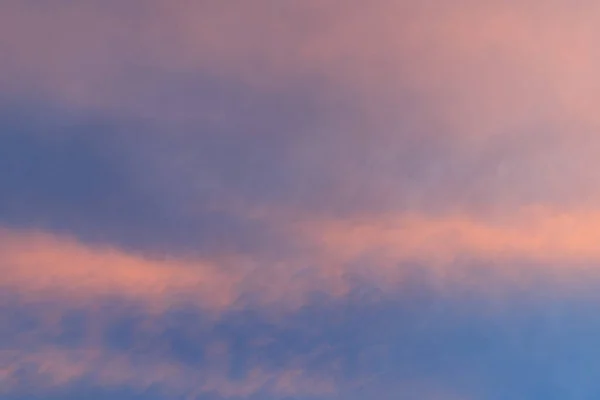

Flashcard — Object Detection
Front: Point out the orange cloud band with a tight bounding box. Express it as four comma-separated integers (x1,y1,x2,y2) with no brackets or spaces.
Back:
2,207,600,312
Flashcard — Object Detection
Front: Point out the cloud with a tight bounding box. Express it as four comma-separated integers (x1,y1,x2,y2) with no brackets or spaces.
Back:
3,0,600,245
0,347,336,399
4,273,600,400
0,227,351,312
3,2,600,398
302,206,600,266
4,204,600,316
2,0,600,129
0,228,239,311
0,104,310,257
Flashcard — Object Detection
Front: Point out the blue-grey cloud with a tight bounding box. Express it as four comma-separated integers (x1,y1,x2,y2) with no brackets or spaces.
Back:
4,275,600,399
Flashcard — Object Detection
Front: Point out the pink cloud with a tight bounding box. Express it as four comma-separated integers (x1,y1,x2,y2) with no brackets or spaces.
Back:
4,204,600,315
1,0,599,131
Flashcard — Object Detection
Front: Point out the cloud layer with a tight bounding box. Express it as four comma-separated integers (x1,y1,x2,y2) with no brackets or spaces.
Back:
2,1,600,399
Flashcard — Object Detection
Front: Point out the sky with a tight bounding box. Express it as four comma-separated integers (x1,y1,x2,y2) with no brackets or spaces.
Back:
2,1,600,399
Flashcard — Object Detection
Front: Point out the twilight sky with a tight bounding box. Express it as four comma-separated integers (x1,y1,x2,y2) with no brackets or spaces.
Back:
2,1,600,399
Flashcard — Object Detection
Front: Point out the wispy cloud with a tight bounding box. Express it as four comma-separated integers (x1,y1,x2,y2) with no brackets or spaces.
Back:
3,1,600,399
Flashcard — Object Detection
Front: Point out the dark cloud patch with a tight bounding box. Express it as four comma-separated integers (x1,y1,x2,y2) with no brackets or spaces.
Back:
0,67,474,255
0,67,379,259
0,116,133,225
0,93,303,257
0,105,167,249
0,70,550,261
